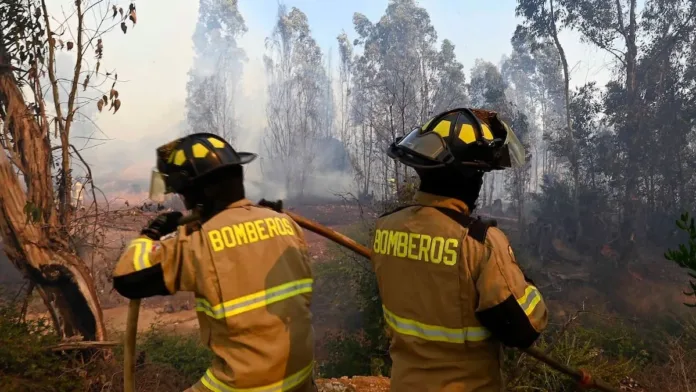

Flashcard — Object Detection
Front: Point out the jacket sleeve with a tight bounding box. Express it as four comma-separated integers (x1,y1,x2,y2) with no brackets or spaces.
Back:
112,226,196,299
473,227,548,348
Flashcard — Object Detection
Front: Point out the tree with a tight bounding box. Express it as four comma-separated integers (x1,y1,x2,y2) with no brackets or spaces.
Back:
263,5,331,198
501,36,564,191
665,212,696,307
348,0,468,202
0,0,135,340
185,0,247,142
515,0,582,241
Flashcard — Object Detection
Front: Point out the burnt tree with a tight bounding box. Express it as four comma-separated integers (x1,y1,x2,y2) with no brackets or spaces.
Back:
0,0,136,340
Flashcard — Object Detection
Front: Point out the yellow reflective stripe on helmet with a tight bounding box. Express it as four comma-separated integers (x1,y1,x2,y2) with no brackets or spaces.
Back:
192,143,210,158
200,361,314,392
128,238,153,271
173,150,186,166
481,123,494,140
196,279,313,319
458,124,477,144
432,120,452,137
208,137,225,148
382,306,491,343
518,285,542,316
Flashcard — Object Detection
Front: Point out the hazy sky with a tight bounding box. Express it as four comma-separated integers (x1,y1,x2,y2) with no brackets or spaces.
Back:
47,0,623,201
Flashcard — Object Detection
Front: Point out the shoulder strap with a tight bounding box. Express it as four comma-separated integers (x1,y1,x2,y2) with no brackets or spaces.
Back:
431,207,490,244
379,204,493,244
379,204,416,218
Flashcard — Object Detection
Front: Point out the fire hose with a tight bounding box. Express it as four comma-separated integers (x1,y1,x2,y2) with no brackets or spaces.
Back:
123,205,619,392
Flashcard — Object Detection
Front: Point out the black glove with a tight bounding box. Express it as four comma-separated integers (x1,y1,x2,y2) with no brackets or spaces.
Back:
140,211,183,240
523,273,536,286
258,198,283,212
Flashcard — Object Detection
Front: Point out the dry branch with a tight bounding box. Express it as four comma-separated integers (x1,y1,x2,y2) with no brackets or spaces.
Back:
48,340,119,351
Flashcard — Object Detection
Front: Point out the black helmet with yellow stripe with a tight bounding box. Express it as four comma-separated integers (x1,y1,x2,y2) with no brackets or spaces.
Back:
149,133,257,200
387,108,525,172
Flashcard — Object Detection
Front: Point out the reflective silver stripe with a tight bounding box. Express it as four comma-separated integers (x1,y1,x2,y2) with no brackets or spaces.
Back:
196,279,313,319
382,305,490,343
518,285,542,316
199,361,314,392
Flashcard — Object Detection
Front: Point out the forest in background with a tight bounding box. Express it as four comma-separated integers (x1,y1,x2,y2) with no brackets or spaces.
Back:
2,0,696,391
188,0,696,264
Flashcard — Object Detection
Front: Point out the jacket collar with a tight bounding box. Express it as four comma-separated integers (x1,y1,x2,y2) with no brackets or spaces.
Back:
226,198,253,209
413,191,470,215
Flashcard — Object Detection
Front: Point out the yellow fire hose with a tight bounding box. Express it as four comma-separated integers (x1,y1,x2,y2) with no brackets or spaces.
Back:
123,206,619,392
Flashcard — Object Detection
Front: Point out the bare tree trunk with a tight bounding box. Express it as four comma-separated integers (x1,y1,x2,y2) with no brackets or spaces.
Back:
0,64,106,341
549,0,581,243
619,0,640,266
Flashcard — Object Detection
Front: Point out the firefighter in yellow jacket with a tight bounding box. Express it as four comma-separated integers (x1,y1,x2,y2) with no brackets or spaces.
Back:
112,133,316,392
373,108,549,392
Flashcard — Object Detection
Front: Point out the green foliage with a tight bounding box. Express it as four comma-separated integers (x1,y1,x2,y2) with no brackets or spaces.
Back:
138,327,213,386
23,201,42,223
314,223,391,378
318,330,374,377
0,299,84,392
506,328,637,391
665,212,696,307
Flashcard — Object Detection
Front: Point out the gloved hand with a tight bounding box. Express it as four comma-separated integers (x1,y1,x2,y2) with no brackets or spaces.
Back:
258,198,283,212
140,211,183,240
523,273,536,286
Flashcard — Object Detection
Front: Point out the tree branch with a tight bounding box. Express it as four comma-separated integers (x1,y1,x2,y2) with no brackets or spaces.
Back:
69,144,99,270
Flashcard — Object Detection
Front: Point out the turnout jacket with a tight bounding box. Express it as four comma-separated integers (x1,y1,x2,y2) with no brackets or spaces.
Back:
371,191,548,392
113,199,315,392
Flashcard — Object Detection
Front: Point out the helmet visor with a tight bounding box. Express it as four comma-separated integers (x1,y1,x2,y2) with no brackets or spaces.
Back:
503,125,526,168
396,127,448,161
148,169,170,202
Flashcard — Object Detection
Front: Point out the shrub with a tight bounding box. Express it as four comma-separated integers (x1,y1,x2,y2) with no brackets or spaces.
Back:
505,327,637,392
664,212,696,307
0,297,85,392
138,326,213,386
314,222,390,378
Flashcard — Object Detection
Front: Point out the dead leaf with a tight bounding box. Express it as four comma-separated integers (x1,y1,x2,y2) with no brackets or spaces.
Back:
109,89,119,100
119,7,123,17
121,22,127,34
97,100,104,112
129,3,136,13
34,7,41,18
112,5,117,19
82,75,90,91
96,61,100,73
113,99,121,114
102,95,108,104
129,10,137,24
67,41,74,51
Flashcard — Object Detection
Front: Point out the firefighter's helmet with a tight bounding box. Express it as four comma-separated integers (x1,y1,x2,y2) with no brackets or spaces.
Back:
148,133,256,201
387,108,526,172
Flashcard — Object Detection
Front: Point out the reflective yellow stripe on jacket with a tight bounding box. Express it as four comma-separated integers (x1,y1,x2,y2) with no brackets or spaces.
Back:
196,279,313,319
382,306,491,343
128,238,153,271
200,361,314,392
518,285,542,316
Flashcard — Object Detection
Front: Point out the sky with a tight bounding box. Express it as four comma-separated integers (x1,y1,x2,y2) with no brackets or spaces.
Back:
44,0,624,202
